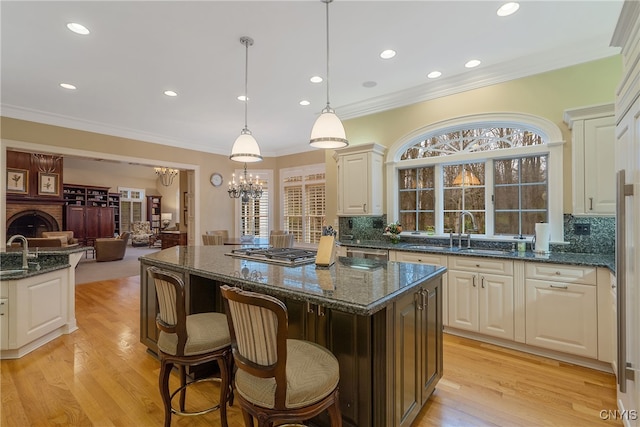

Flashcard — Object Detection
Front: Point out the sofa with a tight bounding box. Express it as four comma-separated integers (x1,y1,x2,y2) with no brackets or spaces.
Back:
131,221,153,247
26,231,80,248
95,232,130,262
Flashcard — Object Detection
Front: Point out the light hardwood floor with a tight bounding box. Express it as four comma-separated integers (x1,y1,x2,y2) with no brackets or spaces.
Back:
1,276,620,426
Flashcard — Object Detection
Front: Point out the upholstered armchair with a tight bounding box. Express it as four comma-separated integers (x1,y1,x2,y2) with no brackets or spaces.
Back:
95,232,130,262
131,221,153,247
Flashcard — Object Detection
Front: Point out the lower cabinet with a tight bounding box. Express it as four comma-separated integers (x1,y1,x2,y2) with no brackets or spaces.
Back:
394,276,443,427
525,263,598,358
448,256,514,340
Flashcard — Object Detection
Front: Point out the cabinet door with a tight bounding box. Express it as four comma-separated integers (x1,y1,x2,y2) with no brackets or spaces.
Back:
98,207,114,237
525,279,597,358
394,289,421,427
583,116,616,214
420,281,442,405
447,270,478,331
478,273,514,340
65,206,86,242
85,206,100,239
341,153,369,215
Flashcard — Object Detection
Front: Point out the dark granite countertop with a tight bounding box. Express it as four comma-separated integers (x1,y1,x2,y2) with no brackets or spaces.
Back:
0,246,87,280
339,240,616,273
140,245,446,316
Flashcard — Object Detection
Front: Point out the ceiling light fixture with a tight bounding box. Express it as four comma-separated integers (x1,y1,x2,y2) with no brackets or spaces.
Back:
155,167,179,186
228,163,263,203
497,2,520,17
380,49,396,59
465,59,481,68
230,36,262,163
164,90,177,97
309,0,348,149
427,71,442,79
310,76,323,83
66,22,90,35
60,83,76,90
300,100,311,106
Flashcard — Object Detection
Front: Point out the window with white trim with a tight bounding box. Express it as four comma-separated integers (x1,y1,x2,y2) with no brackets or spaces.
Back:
389,115,563,240
118,187,145,232
281,165,326,244
235,169,272,239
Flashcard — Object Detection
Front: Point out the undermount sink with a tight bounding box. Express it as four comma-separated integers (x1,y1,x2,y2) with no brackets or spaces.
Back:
0,269,26,277
404,245,449,251
459,248,513,255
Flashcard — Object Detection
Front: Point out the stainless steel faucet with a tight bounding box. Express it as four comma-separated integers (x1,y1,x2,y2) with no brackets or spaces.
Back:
458,211,477,248
6,234,37,269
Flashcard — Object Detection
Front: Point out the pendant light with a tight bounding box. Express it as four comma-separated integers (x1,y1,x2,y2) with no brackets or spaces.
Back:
230,36,262,163
309,0,348,149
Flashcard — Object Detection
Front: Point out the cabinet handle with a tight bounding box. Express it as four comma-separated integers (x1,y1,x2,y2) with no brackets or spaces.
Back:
415,291,423,310
421,288,428,309
472,276,476,287
306,302,314,314
363,203,367,213
589,197,593,211
550,284,568,289
481,276,485,288
317,305,325,317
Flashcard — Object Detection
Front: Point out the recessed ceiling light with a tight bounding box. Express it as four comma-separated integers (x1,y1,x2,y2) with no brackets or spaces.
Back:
299,100,310,106
310,76,323,83
59,83,76,90
362,81,377,88
66,23,90,35
465,59,481,68
380,49,396,60
237,95,249,101
164,90,178,97
497,2,520,17
427,71,442,79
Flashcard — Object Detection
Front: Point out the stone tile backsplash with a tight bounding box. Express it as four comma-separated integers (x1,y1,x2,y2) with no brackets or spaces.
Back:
338,214,615,255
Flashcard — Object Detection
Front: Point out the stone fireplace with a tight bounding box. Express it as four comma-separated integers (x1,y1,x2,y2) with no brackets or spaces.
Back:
6,203,62,238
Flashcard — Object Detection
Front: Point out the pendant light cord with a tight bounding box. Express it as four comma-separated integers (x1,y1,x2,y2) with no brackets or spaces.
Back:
244,38,249,131
325,0,331,110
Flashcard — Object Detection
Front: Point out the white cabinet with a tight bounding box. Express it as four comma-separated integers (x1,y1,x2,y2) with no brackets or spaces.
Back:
335,143,385,216
525,263,598,358
390,251,448,326
448,256,514,340
563,103,616,215
1,268,71,359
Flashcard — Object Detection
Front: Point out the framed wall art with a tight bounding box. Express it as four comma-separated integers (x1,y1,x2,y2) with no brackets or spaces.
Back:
38,172,59,196
7,168,28,194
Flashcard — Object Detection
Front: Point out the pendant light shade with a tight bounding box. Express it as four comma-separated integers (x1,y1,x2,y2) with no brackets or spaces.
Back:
310,0,348,149
230,36,263,163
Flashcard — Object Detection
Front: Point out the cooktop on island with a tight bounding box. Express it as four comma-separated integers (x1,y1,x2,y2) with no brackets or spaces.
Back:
225,247,317,266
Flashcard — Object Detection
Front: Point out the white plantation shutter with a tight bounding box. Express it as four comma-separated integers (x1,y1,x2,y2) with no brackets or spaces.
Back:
236,170,272,238
281,165,326,244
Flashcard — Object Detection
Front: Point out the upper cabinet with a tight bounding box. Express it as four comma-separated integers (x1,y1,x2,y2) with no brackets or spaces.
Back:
564,103,615,215
335,143,386,216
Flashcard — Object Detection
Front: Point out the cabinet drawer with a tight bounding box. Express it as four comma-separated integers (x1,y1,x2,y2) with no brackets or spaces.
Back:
449,256,513,275
525,263,596,285
390,251,447,267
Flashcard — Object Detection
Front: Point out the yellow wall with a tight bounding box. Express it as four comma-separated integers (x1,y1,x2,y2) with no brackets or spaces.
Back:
326,56,622,222
1,56,622,240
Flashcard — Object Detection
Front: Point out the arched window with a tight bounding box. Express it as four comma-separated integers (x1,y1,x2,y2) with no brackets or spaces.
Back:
386,113,564,242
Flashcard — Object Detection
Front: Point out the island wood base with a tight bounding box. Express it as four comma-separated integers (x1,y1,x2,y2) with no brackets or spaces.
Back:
139,260,443,427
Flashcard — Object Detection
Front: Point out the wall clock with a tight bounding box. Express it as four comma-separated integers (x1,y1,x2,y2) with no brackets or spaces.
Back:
210,172,223,187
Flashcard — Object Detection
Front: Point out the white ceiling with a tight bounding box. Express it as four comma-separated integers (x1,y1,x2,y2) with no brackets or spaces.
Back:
1,1,623,158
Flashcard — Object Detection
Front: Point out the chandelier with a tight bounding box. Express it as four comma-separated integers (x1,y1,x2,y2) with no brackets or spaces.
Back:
32,153,62,173
228,163,263,203
309,0,348,149
154,167,179,186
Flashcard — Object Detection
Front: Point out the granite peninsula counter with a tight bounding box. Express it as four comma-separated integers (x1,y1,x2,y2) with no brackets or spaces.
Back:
140,245,447,427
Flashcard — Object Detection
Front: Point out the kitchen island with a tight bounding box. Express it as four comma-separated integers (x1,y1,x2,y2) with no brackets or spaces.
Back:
139,245,446,427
